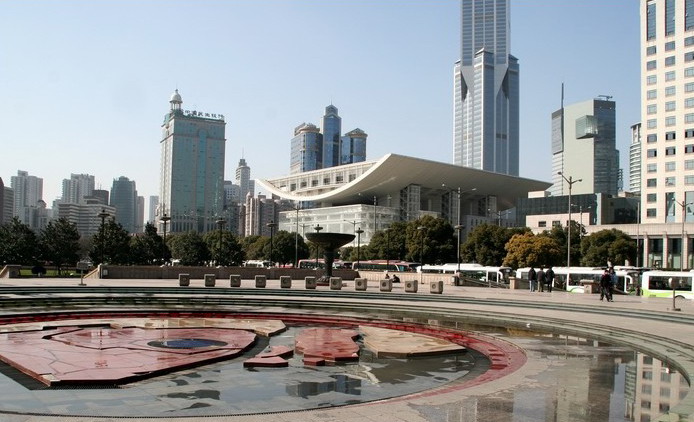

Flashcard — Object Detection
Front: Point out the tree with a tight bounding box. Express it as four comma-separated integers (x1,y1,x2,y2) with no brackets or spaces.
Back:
240,235,266,261
461,224,529,266
40,218,80,274
503,232,562,268
262,230,308,266
0,217,39,265
545,221,584,266
89,219,132,265
581,229,636,267
203,230,244,266
404,216,456,264
130,222,167,265
168,231,210,266
364,221,409,262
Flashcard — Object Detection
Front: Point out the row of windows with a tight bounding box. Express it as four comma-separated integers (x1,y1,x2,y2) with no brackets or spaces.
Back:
646,160,694,173
646,129,694,143
646,175,694,188
646,67,694,85
647,52,694,71
646,0,694,40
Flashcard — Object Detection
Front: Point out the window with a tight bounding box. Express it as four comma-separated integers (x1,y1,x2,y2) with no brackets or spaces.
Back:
688,83,694,93
666,131,676,140
686,159,694,169
666,100,676,111
666,70,676,81
666,176,676,186
666,116,676,126
648,163,658,172
647,193,657,202
647,74,657,85
666,41,676,51
686,129,694,138
666,55,676,66
666,161,676,171
647,208,657,217
538,221,546,228
688,113,694,123
686,175,694,185
648,148,658,158
647,45,657,55
647,178,657,187
687,144,694,153
686,98,694,108
647,89,657,99
687,67,694,77
648,134,658,143
666,86,677,96
666,0,676,35
647,1,656,39
688,0,694,31
648,104,657,114
688,36,694,46
686,52,694,62
647,60,657,70
666,146,676,155
323,177,330,185
311,179,318,187
648,119,657,129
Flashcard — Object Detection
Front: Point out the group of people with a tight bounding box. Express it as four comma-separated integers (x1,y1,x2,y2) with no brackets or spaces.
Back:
527,266,555,293
599,267,617,302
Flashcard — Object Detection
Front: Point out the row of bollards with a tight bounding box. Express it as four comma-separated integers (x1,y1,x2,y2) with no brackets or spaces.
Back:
177,274,444,294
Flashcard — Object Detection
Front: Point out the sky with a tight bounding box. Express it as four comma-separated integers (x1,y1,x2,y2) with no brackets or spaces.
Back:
0,0,640,210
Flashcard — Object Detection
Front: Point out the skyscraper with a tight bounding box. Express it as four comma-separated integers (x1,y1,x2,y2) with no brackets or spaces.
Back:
110,176,137,233
641,0,694,225
159,90,226,233
321,105,342,168
629,122,642,195
453,0,519,176
61,173,95,204
550,98,619,196
340,128,368,165
235,158,253,200
290,123,322,174
11,170,43,226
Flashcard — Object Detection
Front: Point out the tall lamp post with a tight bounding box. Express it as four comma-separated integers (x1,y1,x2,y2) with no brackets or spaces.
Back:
294,206,301,268
160,212,171,263
558,172,582,267
417,226,426,266
675,198,693,271
97,209,110,265
267,221,277,267
636,200,641,268
314,224,323,270
355,227,364,269
216,218,226,264
442,185,476,273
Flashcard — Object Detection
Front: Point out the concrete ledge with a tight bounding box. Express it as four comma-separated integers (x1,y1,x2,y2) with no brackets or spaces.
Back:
380,279,392,292
430,280,443,294
405,280,418,293
329,277,342,290
305,276,316,289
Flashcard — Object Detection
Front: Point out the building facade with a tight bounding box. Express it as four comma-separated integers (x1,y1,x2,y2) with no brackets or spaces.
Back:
550,98,620,196
321,105,342,168
290,123,322,175
159,90,226,233
110,176,138,233
57,200,116,237
10,170,43,229
630,122,642,195
453,0,519,176
235,158,254,201
61,173,95,204
340,128,367,165
148,195,159,225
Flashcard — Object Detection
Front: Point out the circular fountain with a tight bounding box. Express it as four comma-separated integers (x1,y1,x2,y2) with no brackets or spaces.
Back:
305,232,355,279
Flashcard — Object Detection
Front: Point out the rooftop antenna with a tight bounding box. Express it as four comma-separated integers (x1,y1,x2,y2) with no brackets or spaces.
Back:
597,94,613,101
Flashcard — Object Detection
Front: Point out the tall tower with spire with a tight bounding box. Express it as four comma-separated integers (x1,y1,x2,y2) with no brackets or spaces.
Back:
159,89,227,233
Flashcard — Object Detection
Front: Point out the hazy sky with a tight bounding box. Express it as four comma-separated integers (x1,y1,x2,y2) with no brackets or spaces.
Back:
1,0,640,207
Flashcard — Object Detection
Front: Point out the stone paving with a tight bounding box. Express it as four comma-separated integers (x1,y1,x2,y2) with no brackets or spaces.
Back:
0,276,693,422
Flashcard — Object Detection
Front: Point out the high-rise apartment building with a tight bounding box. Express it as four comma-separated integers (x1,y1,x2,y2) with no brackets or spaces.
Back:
641,0,694,223
340,128,367,165
148,195,159,225
11,170,43,227
321,105,342,168
235,158,254,200
110,176,138,233
550,98,619,196
159,90,226,233
630,122,642,195
61,173,95,204
290,123,322,174
453,0,519,176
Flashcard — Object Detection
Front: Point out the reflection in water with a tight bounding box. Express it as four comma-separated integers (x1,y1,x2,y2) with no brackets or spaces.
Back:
288,374,362,398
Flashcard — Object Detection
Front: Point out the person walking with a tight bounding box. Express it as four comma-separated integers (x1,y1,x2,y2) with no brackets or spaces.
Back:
600,268,613,302
528,267,537,292
545,266,555,293
537,267,546,292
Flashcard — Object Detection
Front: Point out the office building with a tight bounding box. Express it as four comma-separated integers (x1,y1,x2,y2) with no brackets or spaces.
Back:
159,90,226,233
136,196,144,232
57,200,116,237
550,98,619,196
2,183,14,225
340,128,367,165
630,122,642,195
290,123,322,174
453,0,519,176
148,195,159,225
110,176,138,233
61,173,95,204
235,158,254,200
11,170,43,228
321,105,342,168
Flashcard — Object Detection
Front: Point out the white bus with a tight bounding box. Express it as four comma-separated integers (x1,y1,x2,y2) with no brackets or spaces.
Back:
515,267,639,293
641,270,694,299
421,263,513,284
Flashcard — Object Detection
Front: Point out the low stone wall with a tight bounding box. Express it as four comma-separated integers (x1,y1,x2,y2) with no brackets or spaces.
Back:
97,265,358,281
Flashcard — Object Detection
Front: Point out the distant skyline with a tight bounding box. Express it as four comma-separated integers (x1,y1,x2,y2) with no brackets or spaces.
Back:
1,1,639,206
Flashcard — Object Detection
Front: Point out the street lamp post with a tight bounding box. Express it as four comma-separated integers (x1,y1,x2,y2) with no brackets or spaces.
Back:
159,212,171,263
636,200,641,268
343,219,360,246
558,172,582,267
442,185,476,273
216,218,226,264
355,227,364,269
267,221,277,267
675,198,693,271
97,209,110,265
314,224,323,270
373,196,377,235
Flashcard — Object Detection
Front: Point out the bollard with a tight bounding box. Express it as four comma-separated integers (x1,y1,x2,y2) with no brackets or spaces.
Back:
178,273,190,287
380,278,393,292
280,275,292,289
255,274,267,288
229,274,241,288
330,277,342,290
430,280,443,294
405,279,418,293
204,274,216,287
355,278,368,291
305,276,317,289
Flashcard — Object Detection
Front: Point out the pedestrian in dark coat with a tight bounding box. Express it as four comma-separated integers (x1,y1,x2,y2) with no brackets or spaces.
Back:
600,269,613,302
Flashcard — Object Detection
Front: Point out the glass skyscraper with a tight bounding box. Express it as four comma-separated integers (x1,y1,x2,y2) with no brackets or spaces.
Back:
290,123,323,174
321,105,341,168
159,90,226,233
453,0,519,176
